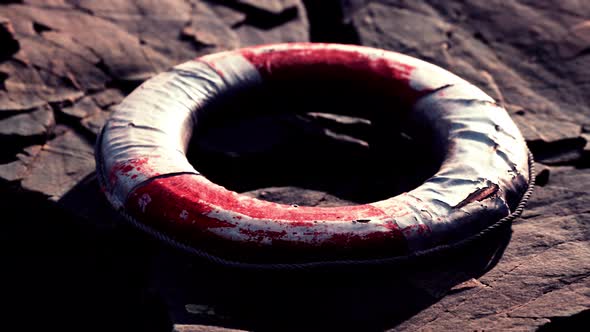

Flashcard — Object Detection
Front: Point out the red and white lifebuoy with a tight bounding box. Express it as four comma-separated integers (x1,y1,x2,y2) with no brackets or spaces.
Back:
96,43,532,264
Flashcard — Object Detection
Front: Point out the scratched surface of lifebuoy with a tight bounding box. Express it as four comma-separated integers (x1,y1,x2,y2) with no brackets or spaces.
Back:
96,43,531,262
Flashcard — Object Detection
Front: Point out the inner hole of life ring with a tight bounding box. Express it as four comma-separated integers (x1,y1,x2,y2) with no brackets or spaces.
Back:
185,76,444,207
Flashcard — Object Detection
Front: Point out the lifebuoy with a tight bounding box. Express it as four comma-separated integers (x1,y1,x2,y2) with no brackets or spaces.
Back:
96,43,533,266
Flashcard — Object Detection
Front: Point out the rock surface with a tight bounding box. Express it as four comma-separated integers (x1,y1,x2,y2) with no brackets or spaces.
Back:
0,0,588,331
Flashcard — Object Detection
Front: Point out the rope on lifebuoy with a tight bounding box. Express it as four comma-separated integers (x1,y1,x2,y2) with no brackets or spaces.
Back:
113,150,534,271
95,43,534,267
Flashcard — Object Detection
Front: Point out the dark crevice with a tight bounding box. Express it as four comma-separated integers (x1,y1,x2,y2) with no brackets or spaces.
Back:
573,47,590,59
577,151,590,169
528,137,587,166
0,129,55,165
0,71,8,90
48,96,80,111
473,31,490,45
95,59,142,95
31,64,81,93
0,134,50,164
32,21,52,34
0,20,19,61
535,168,550,186
52,105,99,144
105,78,143,96
239,6,298,29
94,59,113,78
0,104,52,121
206,0,299,30
302,0,360,43
537,309,590,331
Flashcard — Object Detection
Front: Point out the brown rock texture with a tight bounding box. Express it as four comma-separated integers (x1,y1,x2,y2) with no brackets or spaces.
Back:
0,0,588,331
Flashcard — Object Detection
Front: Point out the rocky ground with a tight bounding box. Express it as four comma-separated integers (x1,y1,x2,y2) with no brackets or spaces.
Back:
0,0,588,331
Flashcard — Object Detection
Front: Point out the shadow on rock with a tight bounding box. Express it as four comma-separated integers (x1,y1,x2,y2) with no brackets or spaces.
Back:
1,77,514,331
154,223,511,331
1,164,513,331
0,181,169,332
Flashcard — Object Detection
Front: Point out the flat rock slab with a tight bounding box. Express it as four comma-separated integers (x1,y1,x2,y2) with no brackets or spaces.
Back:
0,0,588,331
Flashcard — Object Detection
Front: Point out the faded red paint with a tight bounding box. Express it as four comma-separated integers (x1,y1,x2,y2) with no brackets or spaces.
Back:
401,224,431,237
240,44,430,105
108,157,161,194
382,220,404,231
124,174,408,255
199,57,225,79
141,174,391,222
238,228,288,240
127,179,237,229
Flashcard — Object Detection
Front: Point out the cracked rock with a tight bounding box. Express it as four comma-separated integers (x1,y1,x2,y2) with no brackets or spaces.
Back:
0,104,53,137
0,0,587,331
18,128,94,200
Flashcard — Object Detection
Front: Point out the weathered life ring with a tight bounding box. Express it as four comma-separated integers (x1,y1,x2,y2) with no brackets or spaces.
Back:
96,43,533,267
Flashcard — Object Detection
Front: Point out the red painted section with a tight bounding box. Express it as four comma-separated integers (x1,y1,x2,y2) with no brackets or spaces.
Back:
125,174,409,256
239,43,430,105
401,224,431,237
137,174,393,223
109,157,154,186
